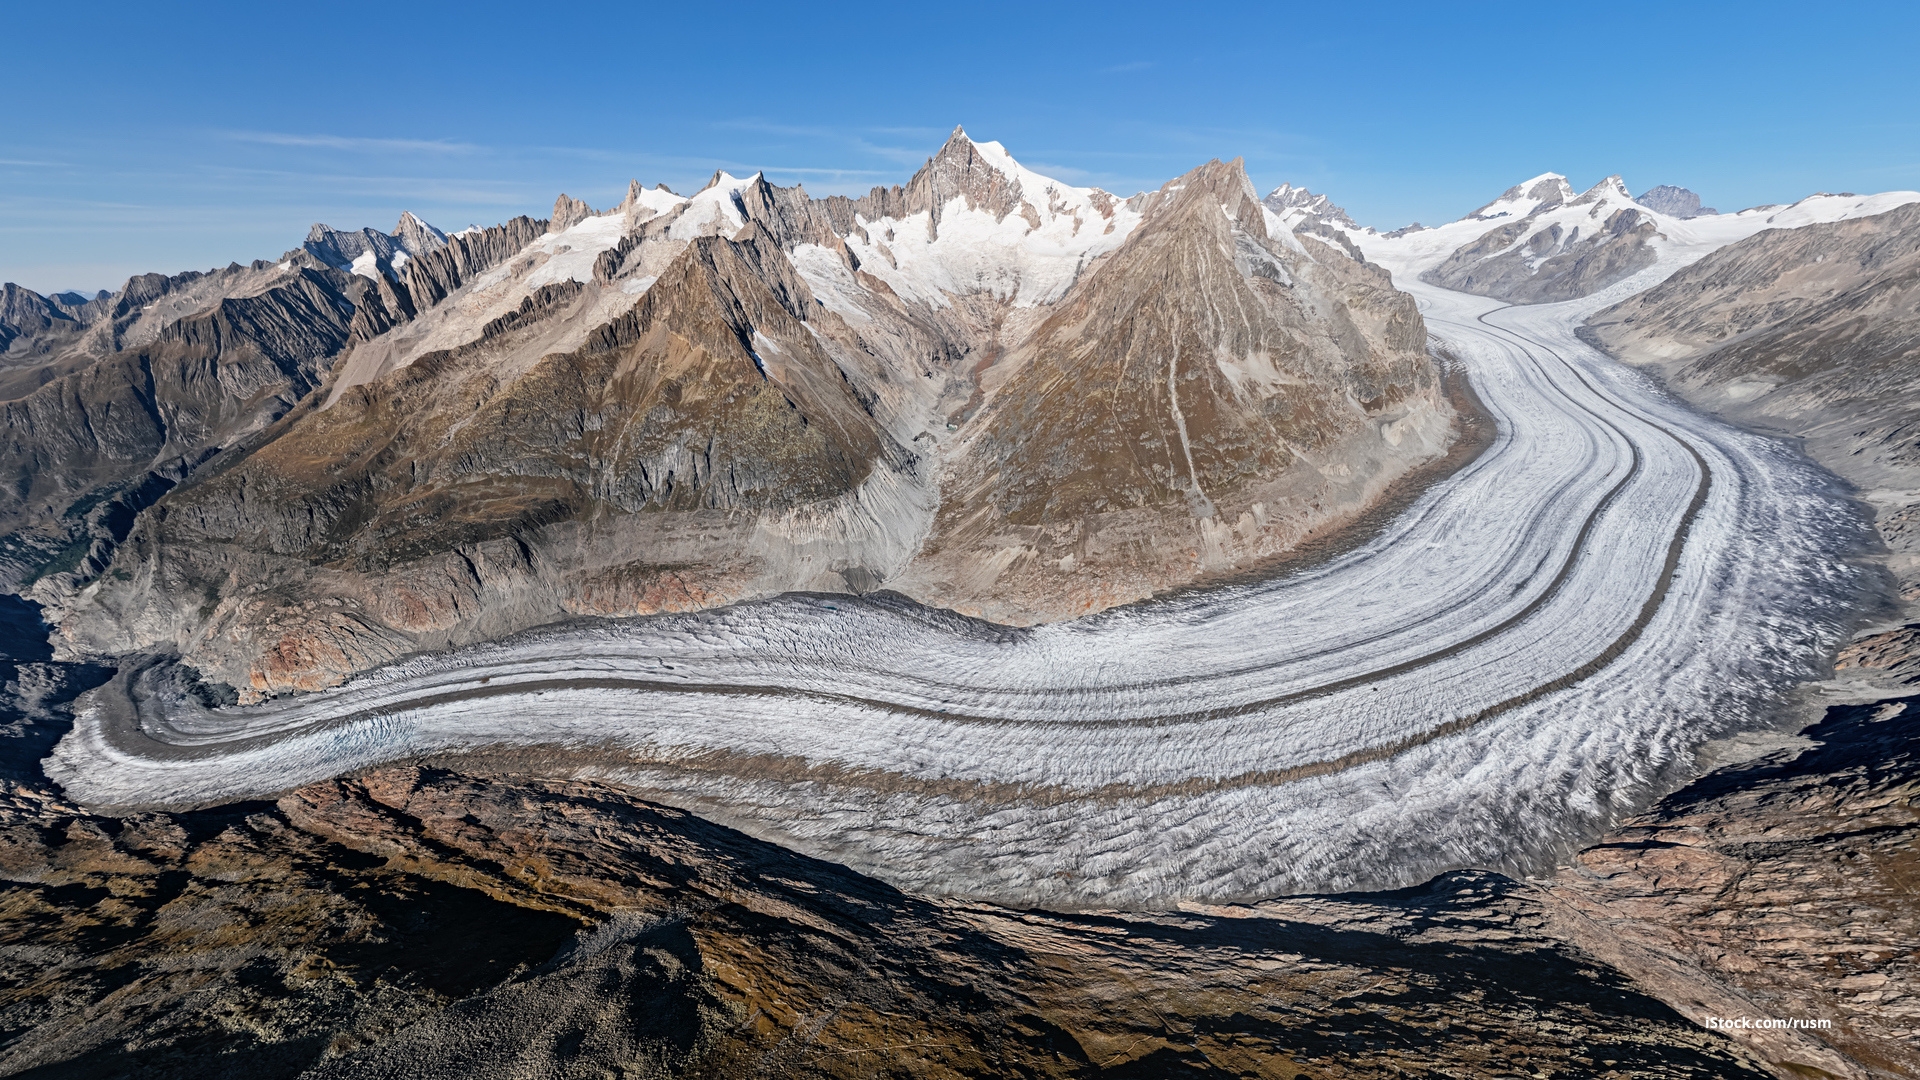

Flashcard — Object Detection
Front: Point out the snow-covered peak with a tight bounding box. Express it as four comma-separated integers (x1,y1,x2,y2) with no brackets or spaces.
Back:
619,179,688,227
828,132,1142,307
667,171,759,240
1261,183,1360,232
1756,189,1920,229
1468,173,1576,221
1571,175,1634,207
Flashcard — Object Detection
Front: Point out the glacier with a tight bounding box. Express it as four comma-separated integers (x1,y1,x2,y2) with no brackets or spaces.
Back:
44,219,1873,909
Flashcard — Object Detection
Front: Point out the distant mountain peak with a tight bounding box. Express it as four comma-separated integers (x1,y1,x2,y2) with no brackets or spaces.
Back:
1471,174,1575,220
1262,183,1360,230
1635,185,1717,218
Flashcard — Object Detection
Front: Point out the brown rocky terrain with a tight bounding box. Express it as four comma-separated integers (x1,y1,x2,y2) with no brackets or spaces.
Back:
8,129,1450,696
0,657,1911,1078
896,159,1446,621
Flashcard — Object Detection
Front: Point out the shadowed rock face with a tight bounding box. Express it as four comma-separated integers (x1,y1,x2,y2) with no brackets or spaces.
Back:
30,134,1450,695
0,764,1780,1080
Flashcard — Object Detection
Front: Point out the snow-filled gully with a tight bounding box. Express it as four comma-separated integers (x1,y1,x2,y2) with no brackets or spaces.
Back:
49,281,1867,908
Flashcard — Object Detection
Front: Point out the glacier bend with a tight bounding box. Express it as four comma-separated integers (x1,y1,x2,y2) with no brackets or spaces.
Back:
47,275,1869,907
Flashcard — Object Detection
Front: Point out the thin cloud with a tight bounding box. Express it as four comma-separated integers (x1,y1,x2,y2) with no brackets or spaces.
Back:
1101,61,1154,74
224,131,480,154
760,166,900,178
0,158,69,167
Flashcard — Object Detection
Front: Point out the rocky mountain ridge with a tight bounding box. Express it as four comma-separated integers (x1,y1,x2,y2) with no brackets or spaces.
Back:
1276,172,1920,305
2,128,1454,697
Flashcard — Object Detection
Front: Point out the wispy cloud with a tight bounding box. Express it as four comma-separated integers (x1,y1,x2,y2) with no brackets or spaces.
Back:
1100,61,1154,74
714,119,937,167
0,158,69,167
759,166,899,178
223,131,480,154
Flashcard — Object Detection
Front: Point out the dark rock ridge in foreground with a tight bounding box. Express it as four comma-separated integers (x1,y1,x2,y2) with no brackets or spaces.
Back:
0,680,1913,1077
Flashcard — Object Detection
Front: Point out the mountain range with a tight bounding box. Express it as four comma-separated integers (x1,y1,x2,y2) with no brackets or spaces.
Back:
3,128,1450,697
6,128,1920,1077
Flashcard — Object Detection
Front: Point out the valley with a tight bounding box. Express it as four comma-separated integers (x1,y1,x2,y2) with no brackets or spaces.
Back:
3,130,1917,1076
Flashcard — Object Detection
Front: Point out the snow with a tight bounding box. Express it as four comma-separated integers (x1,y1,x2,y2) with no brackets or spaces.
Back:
839,139,1141,308
522,211,629,289
1759,190,1920,228
1332,171,1920,292
788,243,872,322
666,172,755,240
625,184,688,226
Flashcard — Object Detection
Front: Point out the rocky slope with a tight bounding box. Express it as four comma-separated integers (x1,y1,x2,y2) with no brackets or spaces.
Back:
1581,200,1920,610
29,129,1451,695
895,159,1444,620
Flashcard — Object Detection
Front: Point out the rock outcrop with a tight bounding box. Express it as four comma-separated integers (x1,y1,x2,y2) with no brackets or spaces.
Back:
899,160,1445,620
1636,184,1717,218
0,762,1783,1080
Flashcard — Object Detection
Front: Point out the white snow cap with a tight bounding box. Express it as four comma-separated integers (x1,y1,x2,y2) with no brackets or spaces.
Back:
1468,173,1576,221
834,130,1142,307
667,171,758,240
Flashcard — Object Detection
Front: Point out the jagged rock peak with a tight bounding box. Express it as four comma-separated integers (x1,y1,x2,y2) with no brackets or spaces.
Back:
392,211,448,253
1636,185,1717,218
551,194,596,231
1263,183,1360,229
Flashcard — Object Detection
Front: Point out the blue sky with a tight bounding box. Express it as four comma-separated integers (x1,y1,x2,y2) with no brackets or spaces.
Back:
3,0,1916,293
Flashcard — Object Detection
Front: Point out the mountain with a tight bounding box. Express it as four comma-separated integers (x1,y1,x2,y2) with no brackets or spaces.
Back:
898,161,1444,621
1298,171,1920,305
0,255,435,599
303,211,449,279
22,128,1453,696
1636,184,1716,218
1419,173,1666,302
1581,199,1920,617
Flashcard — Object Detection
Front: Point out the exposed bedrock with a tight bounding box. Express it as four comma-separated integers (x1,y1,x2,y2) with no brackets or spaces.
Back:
895,159,1448,622
41,136,1451,695
56,228,927,696
4,687,1915,1077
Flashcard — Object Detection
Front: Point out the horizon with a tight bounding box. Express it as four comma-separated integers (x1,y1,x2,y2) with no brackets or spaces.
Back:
4,0,1916,293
